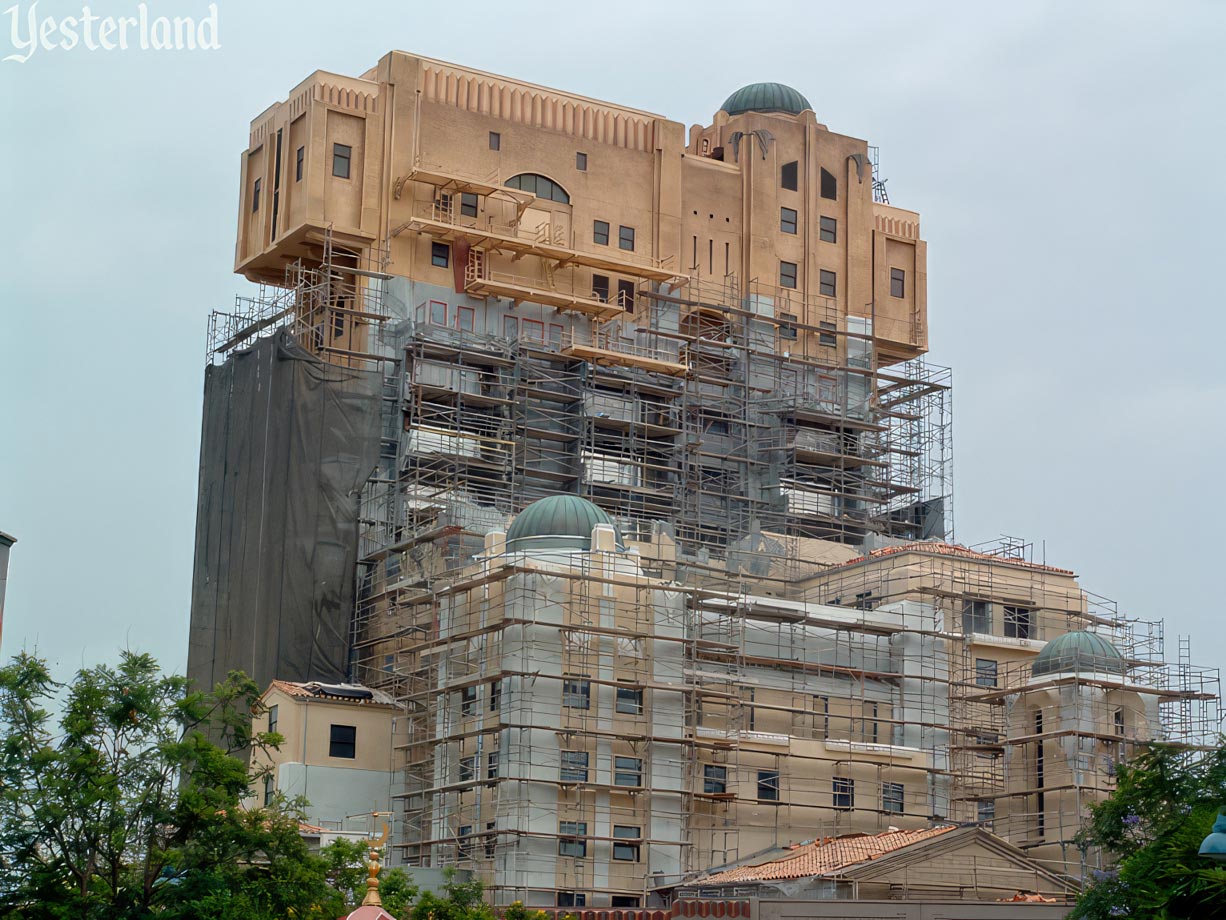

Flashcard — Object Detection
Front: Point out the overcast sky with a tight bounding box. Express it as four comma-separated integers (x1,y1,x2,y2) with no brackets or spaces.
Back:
1,0,1223,680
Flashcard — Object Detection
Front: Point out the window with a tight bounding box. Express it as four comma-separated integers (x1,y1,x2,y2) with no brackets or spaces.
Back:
612,897,641,908
576,151,588,171
819,269,836,297
460,192,478,218
502,315,518,337
616,686,643,715
549,323,564,347
820,167,836,200
593,219,610,245
703,764,727,795
557,892,586,907
558,821,587,858
1003,606,1034,640
780,207,798,234
295,146,304,182
488,131,500,151
560,750,589,783
329,724,356,759
832,776,854,809
252,177,261,212
431,242,450,269
455,306,475,333
757,769,780,801
429,300,447,326
457,825,472,859
818,321,837,347
615,755,643,787
976,658,998,688
963,600,991,635
781,160,798,191
591,274,610,303
978,800,995,824
332,143,351,179
267,704,278,736
521,319,545,343
459,755,476,782
505,173,569,203
563,677,591,709
617,279,636,310
613,825,640,861
619,225,635,252
819,215,836,243
487,750,500,779
1114,708,1125,736
779,261,797,289
490,679,501,712
779,312,798,340
890,267,905,298
332,310,345,341
460,685,478,716
485,822,497,859
263,773,275,807
883,782,904,814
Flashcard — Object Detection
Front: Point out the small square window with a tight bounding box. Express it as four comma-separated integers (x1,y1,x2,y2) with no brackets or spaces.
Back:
818,321,837,347
252,177,261,213
779,313,798,340
521,319,544,343
703,764,727,795
780,207,798,234
883,782,904,814
890,267,906,298
820,216,836,243
1003,606,1034,639
576,151,588,171
489,131,500,151
617,279,635,310
833,776,854,809
560,750,589,783
456,306,475,333
616,686,643,715
619,225,635,251
779,261,797,289
431,242,450,269
819,269,836,297
332,143,351,179
593,220,610,246
429,300,447,326
781,160,798,191
460,192,479,218
295,146,304,182
615,755,643,787
975,658,998,688
757,769,780,802
592,274,610,303
613,825,640,861
563,677,591,709
558,821,587,858
329,724,356,759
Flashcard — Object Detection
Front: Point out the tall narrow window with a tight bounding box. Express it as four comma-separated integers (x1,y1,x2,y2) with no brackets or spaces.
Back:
819,216,837,243
832,776,854,809
883,782,904,814
819,269,836,297
295,146,304,182
779,261,798,289
781,160,798,191
332,143,352,179
780,207,798,234
593,220,610,245
329,724,356,759
576,151,588,171
487,750,499,779
818,321,837,347
703,764,727,794
890,267,906,298
267,704,278,736
779,313,798,340
460,192,479,218
252,177,261,212
490,679,501,711
592,274,610,303
456,305,475,333
489,131,501,151
459,755,476,782
613,826,640,861
820,167,837,200
975,658,998,688
1114,708,1125,736
460,685,477,716
617,279,636,310
263,773,275,806
619,225,636,251
431,242,450,269
757,770,780,801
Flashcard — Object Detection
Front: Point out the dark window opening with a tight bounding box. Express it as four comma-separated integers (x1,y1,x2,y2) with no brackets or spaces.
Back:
819,269,836,297
460,685,477,716
592,274,610,303
267,704,278,736
613,825,640,861
252,177,261,213
833,776,854,809
779,261,797,289
593,219,610,245
963,600,991,634
818,321,837,347
975,658,998,688
459,755,475,782
617,279,636,310
612,897,641,908
490,679,501,711
780,312,798,340
557,892,586,907
619,225,635,251
332,143,351,179
558,822,586,858
820,215,836,243
329,724,356,759
703,764,727,794
563,677,591,709
460,192,479,218
263,773,275,807
505,173,569,203
295,146,304,182
890,267,906,298
560,750,589,783
1004,606,1034,640
757,769,780,801
780,207,798,234
431,242,450,268
615,685,643,714
487,751,500,779
615,756,643,787
489,131,500,151
820,167,837,200
781,160,798,191
883,782,904,814
576,151,587,171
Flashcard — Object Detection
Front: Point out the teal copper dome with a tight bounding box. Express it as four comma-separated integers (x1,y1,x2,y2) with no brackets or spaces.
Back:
505,495,622,553
1032,631,1127,678
720,83,812,117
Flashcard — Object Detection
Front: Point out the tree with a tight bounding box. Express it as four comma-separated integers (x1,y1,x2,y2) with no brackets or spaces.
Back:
321,836,418,919
0,650,346,920
1072,741,1226,920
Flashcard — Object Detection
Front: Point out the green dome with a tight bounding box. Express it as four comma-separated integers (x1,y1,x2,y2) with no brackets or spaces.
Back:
1032,631,1126,678
720,83,812,117
505,495,621,553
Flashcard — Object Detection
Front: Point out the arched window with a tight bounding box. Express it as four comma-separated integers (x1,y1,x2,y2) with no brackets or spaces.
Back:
506,173,570,204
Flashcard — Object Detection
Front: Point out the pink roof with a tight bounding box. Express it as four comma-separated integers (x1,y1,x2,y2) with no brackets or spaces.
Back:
344,906,398,920
694,826,957,885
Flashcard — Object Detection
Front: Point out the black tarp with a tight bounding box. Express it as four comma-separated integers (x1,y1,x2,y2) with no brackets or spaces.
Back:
187,331,381,692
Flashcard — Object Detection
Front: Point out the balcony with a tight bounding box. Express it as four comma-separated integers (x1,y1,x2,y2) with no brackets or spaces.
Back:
561,325,688,377
464,262,625,320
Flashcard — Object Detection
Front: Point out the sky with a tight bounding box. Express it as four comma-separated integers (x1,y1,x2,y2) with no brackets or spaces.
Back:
0,0,1223,679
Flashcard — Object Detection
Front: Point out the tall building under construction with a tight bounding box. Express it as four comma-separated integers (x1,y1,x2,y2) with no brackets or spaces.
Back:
189,52,1221,906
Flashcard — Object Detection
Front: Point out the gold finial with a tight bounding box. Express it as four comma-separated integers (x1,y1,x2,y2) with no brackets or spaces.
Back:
361,844,383,907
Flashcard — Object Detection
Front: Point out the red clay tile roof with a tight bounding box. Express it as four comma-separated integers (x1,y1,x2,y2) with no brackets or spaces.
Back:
694,826,958,885
999,893,1059,902
838,542,1075,576
265,680,397,706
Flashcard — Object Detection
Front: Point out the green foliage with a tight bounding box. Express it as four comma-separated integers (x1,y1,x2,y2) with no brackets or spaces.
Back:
1072,741,1226,920
503,901,552,920
408,868,494,920
320,837,418,918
